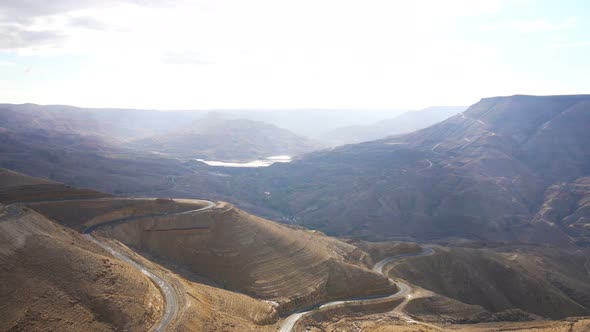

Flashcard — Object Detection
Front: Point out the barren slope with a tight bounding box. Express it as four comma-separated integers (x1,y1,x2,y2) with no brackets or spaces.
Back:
386,246,590,319
1,169,399,329
302,314,590,332
532,176,590,246
195,95,590,244
0,208,162,331
87,204,396,314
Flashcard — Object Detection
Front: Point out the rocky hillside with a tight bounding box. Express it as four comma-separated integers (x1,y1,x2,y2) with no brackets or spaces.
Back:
0,170,162,331
0,169,399,330
206,95,590,244
2,95,589,245
532,176,590,246
78,203,395,314
387,245,590,319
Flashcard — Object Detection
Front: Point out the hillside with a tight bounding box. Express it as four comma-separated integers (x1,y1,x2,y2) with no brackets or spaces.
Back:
386,246,590,319
0,168,397,330
0,172,162,331
0,171,284,331
284,241,590,331
3,95,589,245
204,95,590,244
532,176,590,246
0,105,321,191
130,114,321,160
45,200,396,314
2,169,590,331
322,106,466,146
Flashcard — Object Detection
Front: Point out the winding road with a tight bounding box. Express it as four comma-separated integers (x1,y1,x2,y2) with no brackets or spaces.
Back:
417,159,433,172
83,199,216,332
5,198,436,332
84,233,178,332
279,246,434,332
3,197,216,332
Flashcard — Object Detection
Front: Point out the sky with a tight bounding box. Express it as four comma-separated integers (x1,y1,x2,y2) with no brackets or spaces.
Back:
0,0,588,110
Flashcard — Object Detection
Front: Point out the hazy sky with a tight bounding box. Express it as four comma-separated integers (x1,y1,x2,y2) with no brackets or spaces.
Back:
0,0,588,109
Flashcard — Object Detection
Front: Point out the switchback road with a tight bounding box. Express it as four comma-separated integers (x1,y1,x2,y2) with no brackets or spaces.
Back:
4,197,216,332
279,246,434,332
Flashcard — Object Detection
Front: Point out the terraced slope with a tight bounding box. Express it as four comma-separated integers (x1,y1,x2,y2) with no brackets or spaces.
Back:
92,204,396,313
0,169,283,331
1,168,396,328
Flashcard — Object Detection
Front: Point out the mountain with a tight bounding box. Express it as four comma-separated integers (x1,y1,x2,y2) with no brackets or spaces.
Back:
0,103,200,142
2,168,589,331
130,113,322,161
2,95,589,246
0,104,322,168
215,109,406,138
321,106,466,146
0,104,321,194
198,95,590,244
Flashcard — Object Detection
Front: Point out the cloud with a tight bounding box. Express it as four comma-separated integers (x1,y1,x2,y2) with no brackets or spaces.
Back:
0,27,66,51
0,0,176,52
0,0,110,23
0,0,174,23
0,0,587,109
68,16,109,30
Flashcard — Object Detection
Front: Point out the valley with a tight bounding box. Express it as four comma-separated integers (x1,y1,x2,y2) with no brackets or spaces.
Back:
1,166,589,331
2,0,589,330
1,94,589,332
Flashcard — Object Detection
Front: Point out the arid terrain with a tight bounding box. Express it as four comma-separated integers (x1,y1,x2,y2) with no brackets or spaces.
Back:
190,95,590,245
2,0,589,329
1,168,589,330
1,94,589,332
0,169,397,331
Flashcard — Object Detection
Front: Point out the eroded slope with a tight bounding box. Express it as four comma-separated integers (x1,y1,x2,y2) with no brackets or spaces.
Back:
92,204,396,313
0,208,162,331
386,246,590,319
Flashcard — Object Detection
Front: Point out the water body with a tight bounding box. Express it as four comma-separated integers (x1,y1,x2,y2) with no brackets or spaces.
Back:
196,155,291,168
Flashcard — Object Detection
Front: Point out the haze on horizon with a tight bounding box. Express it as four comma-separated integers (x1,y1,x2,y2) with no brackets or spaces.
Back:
0,0,589,110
